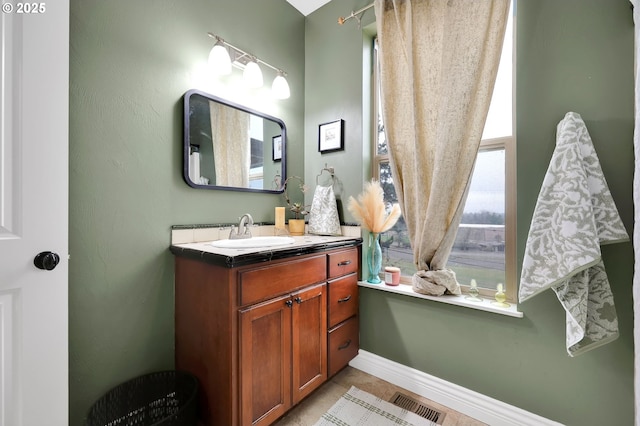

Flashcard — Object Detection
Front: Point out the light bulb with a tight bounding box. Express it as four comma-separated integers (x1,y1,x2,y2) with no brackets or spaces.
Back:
209,43,231,76
243,60,263,88
272,72,290,99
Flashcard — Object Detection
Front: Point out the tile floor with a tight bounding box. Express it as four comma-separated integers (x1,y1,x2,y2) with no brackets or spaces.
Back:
274,366,486,426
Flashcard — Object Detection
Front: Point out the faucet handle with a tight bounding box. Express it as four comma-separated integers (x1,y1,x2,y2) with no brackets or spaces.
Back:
230,214,254,239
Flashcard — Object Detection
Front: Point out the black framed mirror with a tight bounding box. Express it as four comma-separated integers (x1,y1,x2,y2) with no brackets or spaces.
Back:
183,89,286,193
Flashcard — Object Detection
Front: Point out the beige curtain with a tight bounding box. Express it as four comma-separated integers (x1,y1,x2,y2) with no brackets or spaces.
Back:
374,0,510,296
210,101,250,187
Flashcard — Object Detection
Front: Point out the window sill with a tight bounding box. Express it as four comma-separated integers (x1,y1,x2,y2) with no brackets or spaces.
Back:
358,281,523,318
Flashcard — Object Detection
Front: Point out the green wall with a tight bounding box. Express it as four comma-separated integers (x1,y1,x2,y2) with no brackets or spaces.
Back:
305,0,634,425
70,0,635,425
69,0,304,424
303,2,374,213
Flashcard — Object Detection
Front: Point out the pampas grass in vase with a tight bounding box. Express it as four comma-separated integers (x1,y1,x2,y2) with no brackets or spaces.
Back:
347,180,401,283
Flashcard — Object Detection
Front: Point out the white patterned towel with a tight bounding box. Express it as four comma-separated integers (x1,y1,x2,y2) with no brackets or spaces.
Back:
519,112,629,357
308,184,342,236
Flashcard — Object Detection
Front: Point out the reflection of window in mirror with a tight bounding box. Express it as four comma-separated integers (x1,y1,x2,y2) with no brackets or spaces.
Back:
249,115,264,189
372,1,515,301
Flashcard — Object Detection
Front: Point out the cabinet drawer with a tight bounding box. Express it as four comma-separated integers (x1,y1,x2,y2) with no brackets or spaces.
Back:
239,255,326,306
328,274,358,328
327,248,358,279
328,316,359,377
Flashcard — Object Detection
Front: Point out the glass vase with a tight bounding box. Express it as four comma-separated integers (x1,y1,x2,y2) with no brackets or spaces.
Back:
465,279,482,302
367,232,382,284
492,283,510,308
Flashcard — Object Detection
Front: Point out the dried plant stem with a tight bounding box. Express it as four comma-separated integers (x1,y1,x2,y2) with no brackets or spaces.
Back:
347,180,400,233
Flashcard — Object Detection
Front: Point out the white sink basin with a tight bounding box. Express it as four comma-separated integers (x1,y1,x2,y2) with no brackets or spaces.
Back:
208,236,296,249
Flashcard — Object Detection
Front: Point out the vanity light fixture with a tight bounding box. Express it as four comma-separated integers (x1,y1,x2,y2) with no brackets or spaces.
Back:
208,35,232,76
272,70,291,100
207,32,290,99
243,57,263,88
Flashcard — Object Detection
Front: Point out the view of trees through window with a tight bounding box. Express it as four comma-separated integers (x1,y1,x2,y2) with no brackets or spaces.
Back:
376,135,506,290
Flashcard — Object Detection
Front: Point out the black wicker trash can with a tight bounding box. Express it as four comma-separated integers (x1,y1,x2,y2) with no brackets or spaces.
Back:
86,371,198,426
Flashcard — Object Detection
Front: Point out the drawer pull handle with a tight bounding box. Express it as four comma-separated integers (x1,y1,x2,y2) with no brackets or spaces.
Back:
338,295,352,303
338,260,352,266
338,339,352,350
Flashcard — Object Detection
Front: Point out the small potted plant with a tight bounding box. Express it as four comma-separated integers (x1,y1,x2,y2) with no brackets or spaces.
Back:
283,176,309,236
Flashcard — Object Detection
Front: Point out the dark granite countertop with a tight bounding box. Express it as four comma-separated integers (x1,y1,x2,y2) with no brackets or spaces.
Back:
170,235,362,268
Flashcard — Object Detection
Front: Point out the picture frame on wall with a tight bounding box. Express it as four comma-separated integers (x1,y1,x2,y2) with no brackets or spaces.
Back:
318,119,344,153
272,135,282,161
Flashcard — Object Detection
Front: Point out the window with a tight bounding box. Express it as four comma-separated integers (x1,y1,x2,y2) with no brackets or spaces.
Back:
372,5,516,301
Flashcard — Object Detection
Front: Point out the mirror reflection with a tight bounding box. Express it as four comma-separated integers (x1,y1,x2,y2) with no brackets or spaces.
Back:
183,89,286,193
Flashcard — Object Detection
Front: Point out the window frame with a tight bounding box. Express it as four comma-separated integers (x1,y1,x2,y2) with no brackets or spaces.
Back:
371,39,517,302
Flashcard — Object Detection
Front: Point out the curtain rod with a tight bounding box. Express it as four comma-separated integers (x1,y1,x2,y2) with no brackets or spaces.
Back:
338,3,374,25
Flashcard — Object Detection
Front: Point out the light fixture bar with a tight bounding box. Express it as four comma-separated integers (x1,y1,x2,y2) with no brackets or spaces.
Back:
207,32,285,75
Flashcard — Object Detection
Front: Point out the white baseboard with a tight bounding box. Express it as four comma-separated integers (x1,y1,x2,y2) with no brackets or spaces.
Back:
349,350,564,426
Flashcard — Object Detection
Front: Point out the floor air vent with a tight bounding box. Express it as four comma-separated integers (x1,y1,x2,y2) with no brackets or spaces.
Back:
389,392,446,424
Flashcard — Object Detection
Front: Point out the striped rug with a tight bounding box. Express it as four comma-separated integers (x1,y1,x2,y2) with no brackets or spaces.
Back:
313,386,437,426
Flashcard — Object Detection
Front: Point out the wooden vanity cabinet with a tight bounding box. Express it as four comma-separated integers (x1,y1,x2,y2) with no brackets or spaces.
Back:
174,245,360,426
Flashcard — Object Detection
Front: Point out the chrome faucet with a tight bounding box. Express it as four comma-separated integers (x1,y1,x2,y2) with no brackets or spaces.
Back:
229,213,254,239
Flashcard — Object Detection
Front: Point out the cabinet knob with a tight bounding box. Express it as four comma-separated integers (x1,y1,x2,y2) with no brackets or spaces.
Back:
294,297,303,304
285,300,293,307
337,295,352,303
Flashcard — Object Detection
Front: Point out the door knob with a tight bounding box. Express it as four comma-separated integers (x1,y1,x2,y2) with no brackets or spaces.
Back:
34,251,60,271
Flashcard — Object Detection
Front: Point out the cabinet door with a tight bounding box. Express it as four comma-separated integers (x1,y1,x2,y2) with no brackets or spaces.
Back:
292,283,327,404
240,295,293,426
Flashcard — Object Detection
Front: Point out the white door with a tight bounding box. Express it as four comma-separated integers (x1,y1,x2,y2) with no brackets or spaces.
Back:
0,3,69,426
